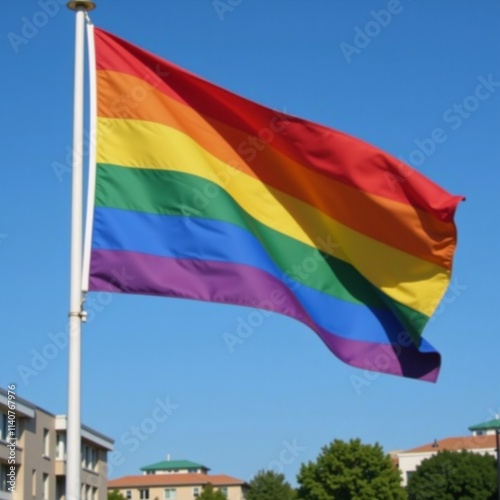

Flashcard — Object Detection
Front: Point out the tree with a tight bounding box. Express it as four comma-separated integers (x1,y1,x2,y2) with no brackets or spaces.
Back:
406,450,497,500
198,483,227,500
108,491,126,500
246,469,296,500
297,438,406,500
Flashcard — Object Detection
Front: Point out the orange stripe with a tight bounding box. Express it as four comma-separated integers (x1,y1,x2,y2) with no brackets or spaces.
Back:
96,69,457,269
94,27,462,222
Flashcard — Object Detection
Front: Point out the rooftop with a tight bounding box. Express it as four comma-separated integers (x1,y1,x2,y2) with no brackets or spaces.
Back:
108,473,245,488
0,387,114,450
469,418,500,432
141,459,209,472
55,415,114,451
401,435,497,454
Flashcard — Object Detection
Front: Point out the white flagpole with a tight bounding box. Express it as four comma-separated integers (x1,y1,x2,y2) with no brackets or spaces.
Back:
66,2,95,499
81,18,97,293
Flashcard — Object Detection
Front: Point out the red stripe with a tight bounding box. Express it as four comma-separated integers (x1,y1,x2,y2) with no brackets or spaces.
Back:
94,28,463,222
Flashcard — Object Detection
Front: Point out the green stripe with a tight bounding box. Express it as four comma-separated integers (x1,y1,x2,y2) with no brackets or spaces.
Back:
95,163,429,335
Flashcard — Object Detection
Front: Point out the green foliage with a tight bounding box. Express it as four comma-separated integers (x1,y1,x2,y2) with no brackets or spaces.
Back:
108,490,126,500
296,438,407,500
406,450,498,500
198,483,228,500
246,469,296,500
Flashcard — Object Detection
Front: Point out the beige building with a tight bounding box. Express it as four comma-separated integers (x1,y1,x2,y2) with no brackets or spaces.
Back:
0,386,113,500
397,424,499,486
108,459,248,500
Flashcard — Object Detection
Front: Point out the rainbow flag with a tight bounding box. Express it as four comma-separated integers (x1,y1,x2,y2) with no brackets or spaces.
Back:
84,27,463,381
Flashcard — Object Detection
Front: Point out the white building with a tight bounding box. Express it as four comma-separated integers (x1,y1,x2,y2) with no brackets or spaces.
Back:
397,420,499,486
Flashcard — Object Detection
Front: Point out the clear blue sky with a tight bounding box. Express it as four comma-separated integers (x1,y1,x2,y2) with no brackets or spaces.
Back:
1,0,499,486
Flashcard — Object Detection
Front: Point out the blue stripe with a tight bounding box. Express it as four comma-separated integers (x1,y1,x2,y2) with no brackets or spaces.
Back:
92,206,436,350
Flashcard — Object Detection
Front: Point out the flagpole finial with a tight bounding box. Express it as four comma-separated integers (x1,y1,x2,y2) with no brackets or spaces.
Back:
67,1,96,11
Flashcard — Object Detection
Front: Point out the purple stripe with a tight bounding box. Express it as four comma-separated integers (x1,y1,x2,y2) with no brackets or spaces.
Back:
90,249,439,381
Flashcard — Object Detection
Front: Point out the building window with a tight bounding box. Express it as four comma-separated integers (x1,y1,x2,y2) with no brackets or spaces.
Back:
0,413,7,441
219,486,228,497
126,491,132,500
140,489,150,499
81,444,88,469
92,486,98,500
193,486,200,497
91,447,98,471
81,444,96,470
406,470,415,483
32,469,36,496
43,428,50,457
164,488,177,499
56,477,65,500
56,432,66,460
85,445,90,468
43,473,49,500
0,463,8,491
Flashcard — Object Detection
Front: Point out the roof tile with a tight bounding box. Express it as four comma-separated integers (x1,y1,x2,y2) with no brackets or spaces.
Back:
108,473,246,488
402,435,497,454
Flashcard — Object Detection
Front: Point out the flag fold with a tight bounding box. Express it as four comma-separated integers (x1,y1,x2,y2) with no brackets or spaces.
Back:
86,27,463,381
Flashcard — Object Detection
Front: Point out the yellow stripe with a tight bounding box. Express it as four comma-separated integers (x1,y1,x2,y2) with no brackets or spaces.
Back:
96,117,450,315
96,70,456,271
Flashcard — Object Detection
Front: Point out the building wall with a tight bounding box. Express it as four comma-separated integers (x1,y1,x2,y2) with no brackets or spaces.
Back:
0,389,112,500
398,452,432,486
113,484,246,500
0,401,41,500
21,408,57,500
80,440,108,500
53,437,110,500
398,447,497,486
224,485,246,500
